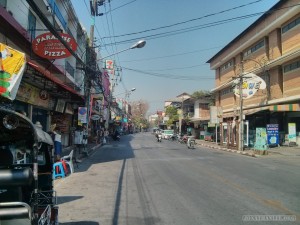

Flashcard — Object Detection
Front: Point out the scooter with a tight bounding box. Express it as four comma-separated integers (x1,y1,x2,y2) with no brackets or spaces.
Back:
187,136,196,149
156,134,162,142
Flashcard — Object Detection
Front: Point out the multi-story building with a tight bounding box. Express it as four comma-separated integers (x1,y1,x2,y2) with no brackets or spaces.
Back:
0,0,90,146
207,0,300,148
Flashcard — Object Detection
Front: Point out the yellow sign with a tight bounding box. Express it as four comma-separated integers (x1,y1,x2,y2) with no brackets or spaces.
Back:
0,43,26,100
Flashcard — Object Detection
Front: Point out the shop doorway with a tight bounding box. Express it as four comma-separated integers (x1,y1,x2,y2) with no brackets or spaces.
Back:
32,107,48,130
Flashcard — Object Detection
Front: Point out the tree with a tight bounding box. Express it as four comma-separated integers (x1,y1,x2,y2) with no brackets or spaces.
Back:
191,90,215,105
165,105,179,127
130,100,150,130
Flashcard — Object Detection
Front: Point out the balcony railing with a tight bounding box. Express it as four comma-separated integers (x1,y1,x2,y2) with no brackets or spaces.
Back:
47,0,67,30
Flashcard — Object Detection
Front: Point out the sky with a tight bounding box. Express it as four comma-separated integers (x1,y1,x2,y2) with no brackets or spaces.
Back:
71,0,279,114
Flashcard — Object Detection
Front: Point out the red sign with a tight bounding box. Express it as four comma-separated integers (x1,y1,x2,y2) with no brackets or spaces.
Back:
32,32,77,59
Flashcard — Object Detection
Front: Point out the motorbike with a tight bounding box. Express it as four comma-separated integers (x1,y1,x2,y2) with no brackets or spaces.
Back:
187,136,196,149
0,107,58,225
112,133,120,141
156,133,162,142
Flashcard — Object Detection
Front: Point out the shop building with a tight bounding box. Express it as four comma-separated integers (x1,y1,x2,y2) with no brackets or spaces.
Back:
207,0,300,148
0,0,87,147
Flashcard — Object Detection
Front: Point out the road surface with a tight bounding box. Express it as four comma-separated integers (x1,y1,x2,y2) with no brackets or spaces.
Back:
56,132,300,225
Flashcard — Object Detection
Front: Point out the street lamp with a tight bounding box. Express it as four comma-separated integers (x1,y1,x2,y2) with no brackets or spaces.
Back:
84,40,146,137
114,88,136,97
96,40,146,62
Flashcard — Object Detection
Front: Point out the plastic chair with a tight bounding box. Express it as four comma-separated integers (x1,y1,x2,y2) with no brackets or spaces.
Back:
53,162,66,179
61,150,74,174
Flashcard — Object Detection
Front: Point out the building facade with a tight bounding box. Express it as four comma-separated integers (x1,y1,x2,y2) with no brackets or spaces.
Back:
0,0,89,147
207,0,300,148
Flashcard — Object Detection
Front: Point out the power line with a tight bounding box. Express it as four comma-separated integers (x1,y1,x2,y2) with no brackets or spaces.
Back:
122,67,214,80
101,3,300,47
122,46,223,62
102,0,264,39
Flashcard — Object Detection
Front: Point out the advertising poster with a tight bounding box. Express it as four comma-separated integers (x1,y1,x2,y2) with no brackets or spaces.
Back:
266,124,279,145
288,123,296,142
0,43,26,100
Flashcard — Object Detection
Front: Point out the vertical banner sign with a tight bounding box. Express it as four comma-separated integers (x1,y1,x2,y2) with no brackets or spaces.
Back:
288,123,296,142
266,124,279,145
0,43,26,100
78,107,87,124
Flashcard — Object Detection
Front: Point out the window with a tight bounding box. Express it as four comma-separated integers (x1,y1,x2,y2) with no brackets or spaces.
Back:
0,0,6,8
282,17,300,34
283,61,300,73
28,10,36,40
221,60,233,72
221,88,233,96
243,40,265,57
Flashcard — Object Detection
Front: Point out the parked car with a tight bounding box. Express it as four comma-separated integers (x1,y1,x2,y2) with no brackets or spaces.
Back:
204,131,220,142
161,130,174,139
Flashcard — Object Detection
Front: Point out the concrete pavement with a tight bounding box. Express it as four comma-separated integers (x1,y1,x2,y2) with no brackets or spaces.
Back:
195,139,300,157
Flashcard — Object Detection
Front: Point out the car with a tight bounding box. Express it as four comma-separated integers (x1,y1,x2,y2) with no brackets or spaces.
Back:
161,130,174,139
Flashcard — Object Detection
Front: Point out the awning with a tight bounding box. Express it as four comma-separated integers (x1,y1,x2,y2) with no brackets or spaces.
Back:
270,104,300,111
243,106,269,115
27,59,83,99
190,116,210,122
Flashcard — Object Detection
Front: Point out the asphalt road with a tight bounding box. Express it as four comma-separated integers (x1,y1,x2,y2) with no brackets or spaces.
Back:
56,132,300,225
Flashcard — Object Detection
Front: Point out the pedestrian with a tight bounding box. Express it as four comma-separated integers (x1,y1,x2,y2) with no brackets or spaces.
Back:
104,128,109,144
53,127,62,161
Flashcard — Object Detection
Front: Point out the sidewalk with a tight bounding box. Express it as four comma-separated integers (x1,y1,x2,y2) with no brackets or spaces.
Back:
195,139,300,157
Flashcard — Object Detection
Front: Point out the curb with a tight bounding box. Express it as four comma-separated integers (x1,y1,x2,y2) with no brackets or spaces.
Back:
196,142,258,158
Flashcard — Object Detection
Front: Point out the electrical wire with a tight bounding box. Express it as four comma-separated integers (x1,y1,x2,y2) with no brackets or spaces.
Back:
102,0,265,39
122,66,214,80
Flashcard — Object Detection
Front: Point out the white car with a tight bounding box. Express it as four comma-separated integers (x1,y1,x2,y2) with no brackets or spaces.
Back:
161,130,174,139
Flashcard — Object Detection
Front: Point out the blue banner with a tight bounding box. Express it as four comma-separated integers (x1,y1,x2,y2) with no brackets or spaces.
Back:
266,124,279,145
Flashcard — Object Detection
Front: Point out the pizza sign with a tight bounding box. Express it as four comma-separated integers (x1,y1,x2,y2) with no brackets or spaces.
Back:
32,32,77,59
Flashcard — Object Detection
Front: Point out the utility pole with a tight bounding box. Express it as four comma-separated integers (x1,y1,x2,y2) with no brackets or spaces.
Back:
84,0,97,146
239,61,244,151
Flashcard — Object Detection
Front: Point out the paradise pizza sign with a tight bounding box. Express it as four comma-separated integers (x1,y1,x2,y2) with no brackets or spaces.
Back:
32,32,77,59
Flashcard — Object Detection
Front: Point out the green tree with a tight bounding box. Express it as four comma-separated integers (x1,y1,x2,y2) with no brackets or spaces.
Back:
165,105,179,127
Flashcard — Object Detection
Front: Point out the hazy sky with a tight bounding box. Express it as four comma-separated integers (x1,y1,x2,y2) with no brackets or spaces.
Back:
71,0,279,114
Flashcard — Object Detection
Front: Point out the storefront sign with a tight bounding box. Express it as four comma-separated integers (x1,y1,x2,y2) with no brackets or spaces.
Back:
288,123,296,142
32,32,77,59
91,114,101,120
17,83,54,109
233,73,266,99
266,124,279,145
0,43,26,100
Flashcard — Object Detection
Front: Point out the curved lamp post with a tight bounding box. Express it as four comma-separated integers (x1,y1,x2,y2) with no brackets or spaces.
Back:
96,40,146,61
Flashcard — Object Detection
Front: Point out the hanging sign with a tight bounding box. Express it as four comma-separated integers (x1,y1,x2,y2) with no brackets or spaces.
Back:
78,107,87,124
233,73,266,99
0,43,26,100
32,32,77,59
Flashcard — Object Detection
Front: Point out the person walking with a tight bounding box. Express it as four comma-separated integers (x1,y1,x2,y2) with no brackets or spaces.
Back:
53,127,62,161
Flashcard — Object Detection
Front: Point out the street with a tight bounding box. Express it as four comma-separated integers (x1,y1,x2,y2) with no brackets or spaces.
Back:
56,132,300,225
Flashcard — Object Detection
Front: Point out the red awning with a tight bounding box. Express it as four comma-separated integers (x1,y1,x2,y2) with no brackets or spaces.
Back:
27,59,83,99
